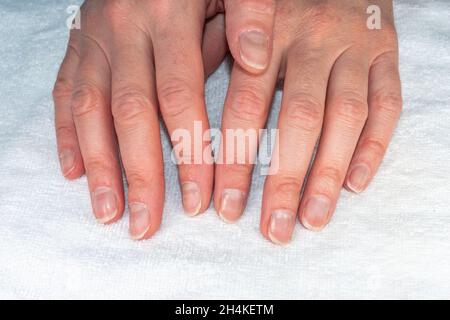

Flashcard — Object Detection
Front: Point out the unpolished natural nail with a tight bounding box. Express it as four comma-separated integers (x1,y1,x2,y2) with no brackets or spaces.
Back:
59,149,75,176
268,210,296,245
181,182,202,216
219,189,246,223
302,195,330,231
239,30,269,70
129,202,150,240
347,164,371,193
92,186,118,224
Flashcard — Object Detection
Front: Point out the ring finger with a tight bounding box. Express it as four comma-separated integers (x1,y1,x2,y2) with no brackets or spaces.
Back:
260,46,335,245
109,28,164,240
71,35,125,224
299,48,370,231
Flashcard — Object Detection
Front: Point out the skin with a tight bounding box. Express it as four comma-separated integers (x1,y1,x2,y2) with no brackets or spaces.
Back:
214,0,403,245
53,0,276,240
54,0,402,245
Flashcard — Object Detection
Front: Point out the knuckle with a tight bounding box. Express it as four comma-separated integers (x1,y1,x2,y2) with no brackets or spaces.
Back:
370,91,403,118
307,3,330,22
103,0,134,27
274,176,303,201
71,83,103,118
333,94,368,124
84,156,115,177
302,5,366,41
53,78,73,101
222,163,253,177
304,4,335,35
316,166,344,187
285,95,323,132
158,80,200,118
56,124,76,139
126,171,152,189
111,90,153,125
228,87,267,122
148,0,173,18
380,25,399,45
360,138,387,158
176,151,197,165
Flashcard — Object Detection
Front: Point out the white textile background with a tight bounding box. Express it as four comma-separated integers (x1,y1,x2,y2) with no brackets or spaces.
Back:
0,0,449,299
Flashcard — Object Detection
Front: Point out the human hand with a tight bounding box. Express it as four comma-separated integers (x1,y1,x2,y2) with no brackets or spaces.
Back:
213,0,402,244
52,0,276,240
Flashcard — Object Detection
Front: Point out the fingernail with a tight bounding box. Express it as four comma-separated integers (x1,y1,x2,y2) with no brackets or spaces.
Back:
92,187,118,224
219,189,246,223
268,210,296,245
129,202,150,240
302,195,331,231
239,30,269,70
181,182,202,216
347,164,371,194
59,149,75,176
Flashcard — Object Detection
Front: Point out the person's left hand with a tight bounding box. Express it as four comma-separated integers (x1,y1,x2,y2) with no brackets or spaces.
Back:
213,0,403,244
53,0,276,240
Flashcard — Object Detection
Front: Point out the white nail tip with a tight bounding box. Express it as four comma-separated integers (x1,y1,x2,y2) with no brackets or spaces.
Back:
97,211,117,225
268,231,289,246
218,211,234,224
129,202,150,240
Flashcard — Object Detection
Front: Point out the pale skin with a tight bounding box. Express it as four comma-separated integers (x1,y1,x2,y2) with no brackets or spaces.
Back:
54,0,402,244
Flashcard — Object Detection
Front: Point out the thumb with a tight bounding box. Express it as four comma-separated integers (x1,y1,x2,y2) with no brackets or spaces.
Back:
224,0,275,74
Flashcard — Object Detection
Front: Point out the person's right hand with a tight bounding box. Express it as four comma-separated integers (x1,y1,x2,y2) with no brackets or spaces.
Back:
52,0,276,240
213,0,402,244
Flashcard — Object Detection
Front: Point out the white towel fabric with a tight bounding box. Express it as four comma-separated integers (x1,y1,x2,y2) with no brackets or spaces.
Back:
0,0,449,300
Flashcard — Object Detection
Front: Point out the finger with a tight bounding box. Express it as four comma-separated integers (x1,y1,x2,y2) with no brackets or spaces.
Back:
152,4,213,216
299,50,370,231
345,51,402,193
261,49,334,245
72,36,124,224
202,13,228,78
213,55,280,223
53,31,85,179
224,0,275,73
109,32,164,240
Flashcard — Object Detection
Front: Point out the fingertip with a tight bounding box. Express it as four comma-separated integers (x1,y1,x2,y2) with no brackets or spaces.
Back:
181,181,203,217
91,186,121,225
299,194,332,232
63,166,85,180
216,189,246,223
59,149,85,180
267,210,296,245
138,205,164,241
127,182,164,241
129,202,152,241
299,215,326,232
178,162,214,217
345,163,372,194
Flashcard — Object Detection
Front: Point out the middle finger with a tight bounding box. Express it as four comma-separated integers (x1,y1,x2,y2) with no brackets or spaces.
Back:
152,1,214,216
109,29,164,240
261,46,335,245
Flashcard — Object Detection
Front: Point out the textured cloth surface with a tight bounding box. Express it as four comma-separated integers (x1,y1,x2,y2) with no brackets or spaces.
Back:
0,0,449,299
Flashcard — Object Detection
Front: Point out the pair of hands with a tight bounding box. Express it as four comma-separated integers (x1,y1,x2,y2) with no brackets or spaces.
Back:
53,0,402,245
